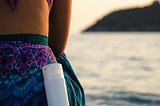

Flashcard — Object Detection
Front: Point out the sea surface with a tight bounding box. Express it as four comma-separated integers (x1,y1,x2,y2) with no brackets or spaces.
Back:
65,32,160,106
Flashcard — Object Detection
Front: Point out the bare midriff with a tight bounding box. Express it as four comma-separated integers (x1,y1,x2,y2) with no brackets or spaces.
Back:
0,0,49,36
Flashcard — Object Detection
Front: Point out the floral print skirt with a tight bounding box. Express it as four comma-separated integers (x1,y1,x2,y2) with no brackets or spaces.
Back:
0,34,85,106
0,41,56,105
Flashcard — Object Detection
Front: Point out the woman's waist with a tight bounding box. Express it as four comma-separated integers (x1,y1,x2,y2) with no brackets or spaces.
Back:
0,33,48,46
0,33,56,63
0,40,57,72
0,43,56,78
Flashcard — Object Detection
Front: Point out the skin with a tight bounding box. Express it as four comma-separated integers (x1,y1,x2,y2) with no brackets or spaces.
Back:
0,0,72,56
49,0,72,56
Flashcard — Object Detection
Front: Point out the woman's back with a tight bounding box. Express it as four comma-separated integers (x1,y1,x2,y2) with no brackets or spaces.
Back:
0,0,50,35
0,0,85,105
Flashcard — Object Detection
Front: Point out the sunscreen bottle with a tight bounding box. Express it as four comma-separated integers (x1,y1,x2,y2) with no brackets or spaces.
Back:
43,63,69,106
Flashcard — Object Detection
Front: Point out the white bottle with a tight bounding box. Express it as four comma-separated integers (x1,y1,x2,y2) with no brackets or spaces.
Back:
43,63,69,106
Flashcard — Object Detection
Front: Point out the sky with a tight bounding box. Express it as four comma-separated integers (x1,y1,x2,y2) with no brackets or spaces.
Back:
70,0,155,34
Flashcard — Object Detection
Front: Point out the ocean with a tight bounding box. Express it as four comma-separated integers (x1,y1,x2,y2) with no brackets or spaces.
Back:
65,32,160,106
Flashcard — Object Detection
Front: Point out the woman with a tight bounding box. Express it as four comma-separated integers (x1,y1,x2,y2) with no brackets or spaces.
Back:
0,0,85,105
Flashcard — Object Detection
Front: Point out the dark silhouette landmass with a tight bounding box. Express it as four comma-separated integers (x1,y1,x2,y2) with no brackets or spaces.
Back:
83,1,160,32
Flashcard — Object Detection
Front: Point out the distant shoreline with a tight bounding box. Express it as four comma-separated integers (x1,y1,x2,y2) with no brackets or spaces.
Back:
83,1,160,32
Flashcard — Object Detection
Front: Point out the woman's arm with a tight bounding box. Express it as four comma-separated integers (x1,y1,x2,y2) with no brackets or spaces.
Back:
48,0,72,56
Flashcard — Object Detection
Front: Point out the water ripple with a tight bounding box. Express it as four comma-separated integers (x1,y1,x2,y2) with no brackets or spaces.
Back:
87,91,160,106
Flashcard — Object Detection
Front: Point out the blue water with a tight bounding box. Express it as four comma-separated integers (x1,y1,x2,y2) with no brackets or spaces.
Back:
65,32,160,106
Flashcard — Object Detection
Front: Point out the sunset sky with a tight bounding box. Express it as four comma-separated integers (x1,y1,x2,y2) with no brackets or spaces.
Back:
70,0,156,33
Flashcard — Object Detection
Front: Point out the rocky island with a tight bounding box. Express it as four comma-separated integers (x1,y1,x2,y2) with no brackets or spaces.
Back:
83,1,160,32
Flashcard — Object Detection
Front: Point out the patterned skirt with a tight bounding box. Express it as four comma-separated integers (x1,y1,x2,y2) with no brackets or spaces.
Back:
0,34,85,106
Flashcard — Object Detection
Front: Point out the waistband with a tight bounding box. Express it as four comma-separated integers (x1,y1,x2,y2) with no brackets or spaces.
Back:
0,34,48,46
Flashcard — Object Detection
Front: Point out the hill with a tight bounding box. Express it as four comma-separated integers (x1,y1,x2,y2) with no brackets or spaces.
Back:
83,1,160,32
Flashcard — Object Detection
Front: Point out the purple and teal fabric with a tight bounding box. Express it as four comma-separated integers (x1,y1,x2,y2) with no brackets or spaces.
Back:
56,53,86,106
0,34,85,106
0,34,56,105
